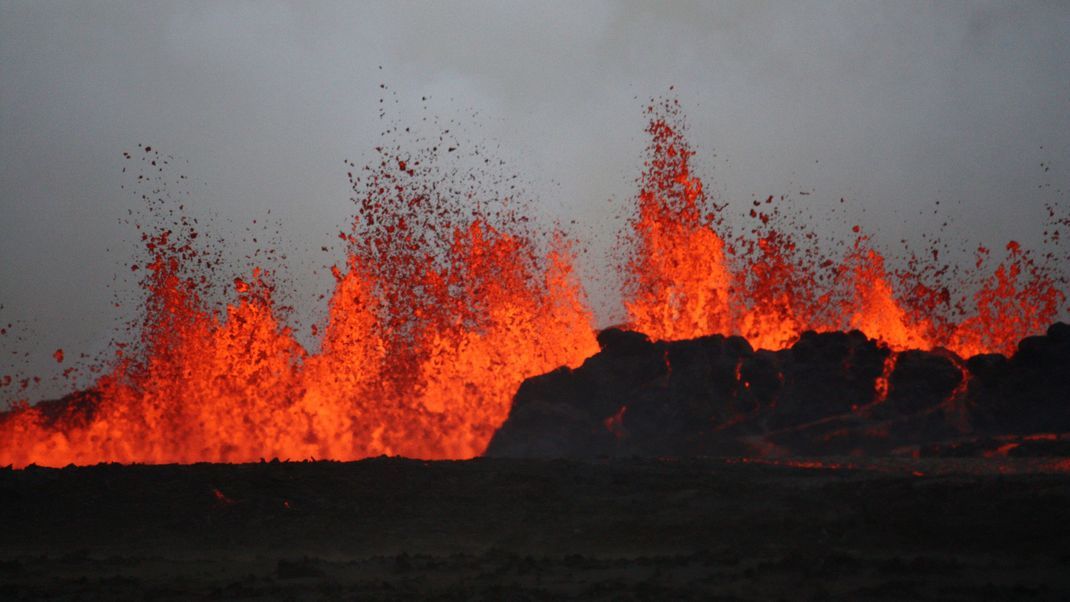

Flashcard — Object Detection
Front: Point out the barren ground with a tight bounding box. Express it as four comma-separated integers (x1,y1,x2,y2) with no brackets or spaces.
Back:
1,457,1068,600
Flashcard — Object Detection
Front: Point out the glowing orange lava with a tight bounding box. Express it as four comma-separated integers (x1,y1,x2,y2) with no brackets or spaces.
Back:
0,145,599,468
623,98,1066,358
1,99,1066,468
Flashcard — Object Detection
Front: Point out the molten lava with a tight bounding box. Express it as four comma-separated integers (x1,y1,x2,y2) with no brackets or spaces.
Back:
622,98,1066,358
1,98,1067,468
0,144,599,467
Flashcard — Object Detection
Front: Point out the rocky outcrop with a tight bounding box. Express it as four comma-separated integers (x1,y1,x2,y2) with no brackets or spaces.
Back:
485,323,1070,458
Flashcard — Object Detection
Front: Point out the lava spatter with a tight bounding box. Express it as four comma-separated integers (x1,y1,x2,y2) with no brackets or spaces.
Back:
0,127,599,467
1,97,1067,468
621,97,1066,358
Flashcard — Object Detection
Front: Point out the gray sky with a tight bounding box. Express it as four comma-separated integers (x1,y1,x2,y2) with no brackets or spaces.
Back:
2,1,1069,401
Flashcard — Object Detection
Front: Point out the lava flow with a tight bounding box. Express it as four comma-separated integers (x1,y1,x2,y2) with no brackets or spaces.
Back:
1,98,1068,468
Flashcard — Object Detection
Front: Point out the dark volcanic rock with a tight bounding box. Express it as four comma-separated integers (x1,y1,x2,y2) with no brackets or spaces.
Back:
487,328,758,457
486,323,1070,458
770,330,887,429
969,322,1070,435
1,389,100,429
883,350,962,415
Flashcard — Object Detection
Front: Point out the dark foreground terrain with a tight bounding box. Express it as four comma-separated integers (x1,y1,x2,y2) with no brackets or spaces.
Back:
1,457,1069,600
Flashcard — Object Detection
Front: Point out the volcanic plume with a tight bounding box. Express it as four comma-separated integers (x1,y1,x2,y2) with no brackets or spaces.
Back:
1,98,1068,468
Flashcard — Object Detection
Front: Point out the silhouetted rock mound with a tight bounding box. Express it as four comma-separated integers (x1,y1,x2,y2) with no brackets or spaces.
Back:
6,389,101,428
485,323,1070,458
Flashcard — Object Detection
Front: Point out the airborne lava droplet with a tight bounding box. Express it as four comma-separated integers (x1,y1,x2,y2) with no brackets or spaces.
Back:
0,97,1066,468
620,97,1064,358
0,116,599,467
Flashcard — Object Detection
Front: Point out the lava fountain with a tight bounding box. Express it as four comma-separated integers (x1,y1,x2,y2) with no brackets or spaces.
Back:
0,138,599,467
1,98,1067,468
622,98,1065,357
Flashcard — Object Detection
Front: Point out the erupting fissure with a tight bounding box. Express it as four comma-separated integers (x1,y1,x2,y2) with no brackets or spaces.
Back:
0,140,600,467
1,98,1066,468
623,98,1066,359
